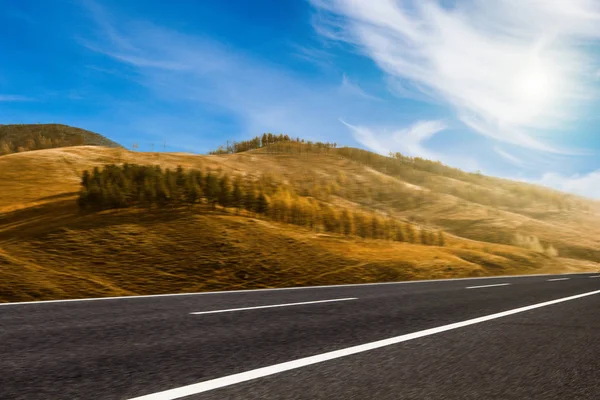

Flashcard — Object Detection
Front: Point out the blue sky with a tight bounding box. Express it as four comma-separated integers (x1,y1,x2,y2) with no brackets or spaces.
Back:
3,1,600,197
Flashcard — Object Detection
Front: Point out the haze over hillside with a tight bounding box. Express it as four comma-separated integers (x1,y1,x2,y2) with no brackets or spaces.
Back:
1,130,599,303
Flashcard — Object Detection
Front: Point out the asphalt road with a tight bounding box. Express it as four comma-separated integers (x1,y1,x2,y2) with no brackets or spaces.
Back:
1,273,600,400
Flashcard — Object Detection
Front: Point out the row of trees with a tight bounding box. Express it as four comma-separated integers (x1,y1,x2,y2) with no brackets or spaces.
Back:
253,142,574,212
77,164,446,246
209,133,338,155
0,133,85,155
78,164,268,213
513,233,559,257
265,187,444,244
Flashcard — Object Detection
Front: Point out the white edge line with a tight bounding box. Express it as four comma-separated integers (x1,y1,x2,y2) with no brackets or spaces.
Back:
128,289,600,400
589,275,600,278
190,298,357,315
547,278,570,281
466,283,511,289
0,272,593,306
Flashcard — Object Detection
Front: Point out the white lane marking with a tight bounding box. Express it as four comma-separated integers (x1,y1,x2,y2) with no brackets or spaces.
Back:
466,283,511,289
589,275,600,278
547,278,570,282
190,298,357,315
0,273,587,307
128,289,600,400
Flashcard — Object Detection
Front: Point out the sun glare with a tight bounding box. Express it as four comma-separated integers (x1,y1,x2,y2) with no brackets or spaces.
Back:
514,63,553,108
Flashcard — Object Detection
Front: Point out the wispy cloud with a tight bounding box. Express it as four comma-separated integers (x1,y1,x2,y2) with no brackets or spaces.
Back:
341,118,447,160
75,0,415,148
535,170,600,199
310,0,600,153
291,44,336,70
340,74,382,101
0,95,33,102
79,0,137,53
340,119,390,155
494,147,525,167
72,0,593,188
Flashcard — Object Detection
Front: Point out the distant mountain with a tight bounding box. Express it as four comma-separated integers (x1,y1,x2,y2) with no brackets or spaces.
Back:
0,124,122,155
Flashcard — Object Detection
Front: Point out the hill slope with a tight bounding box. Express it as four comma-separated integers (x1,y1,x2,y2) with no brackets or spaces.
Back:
0,144,599,302
0,124,122,155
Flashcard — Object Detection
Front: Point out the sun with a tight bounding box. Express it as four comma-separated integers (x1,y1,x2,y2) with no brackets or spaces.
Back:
514,63,553,108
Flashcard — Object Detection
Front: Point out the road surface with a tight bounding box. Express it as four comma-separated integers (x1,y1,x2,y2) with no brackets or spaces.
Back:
1,273,600,399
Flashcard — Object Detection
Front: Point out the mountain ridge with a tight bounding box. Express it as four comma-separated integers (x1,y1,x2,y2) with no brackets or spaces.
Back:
0,135,599,302
0,124,122,155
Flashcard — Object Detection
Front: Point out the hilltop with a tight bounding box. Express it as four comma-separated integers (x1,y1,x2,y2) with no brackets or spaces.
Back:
0,137,599,302
0,124,122,155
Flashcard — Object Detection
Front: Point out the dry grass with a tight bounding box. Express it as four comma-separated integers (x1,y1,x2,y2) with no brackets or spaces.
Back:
1,202,584,303
1,145,599,302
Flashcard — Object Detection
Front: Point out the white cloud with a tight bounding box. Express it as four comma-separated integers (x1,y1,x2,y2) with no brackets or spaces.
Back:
291,44,336,70
340,118,482,170
80,0,442,151
0,95,33,102
340,74,382,101
77,3,345,142
535,170,600,199
341,118,446,159
75,0,595,182
494,147,525,167
393,119,448,159
311,0,600,153
339,118,390,154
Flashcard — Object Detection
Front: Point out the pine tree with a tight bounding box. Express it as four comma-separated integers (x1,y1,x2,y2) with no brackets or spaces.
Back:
85,184,104,209
371,216,380,239
322,206,339,233
340,210,352,235
218,175,232,207
204,171,220,208
420,229,429,245
77,189,90,209
185,179,203,205
24,138,35,151
243,188,256,214
142,180,156,207
164,169,177,200
155,177,170,207
107,183,128,208
405,224,417,244
394,222,405,242
382,218,393,240
428,231,437,246
81,170,90,189
0,140,11,155
231,177,244,211
354,213,368,238
91,167,102,186
437,230,445,246
256,192,268,214
174,166,186,202
193,170,204,191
